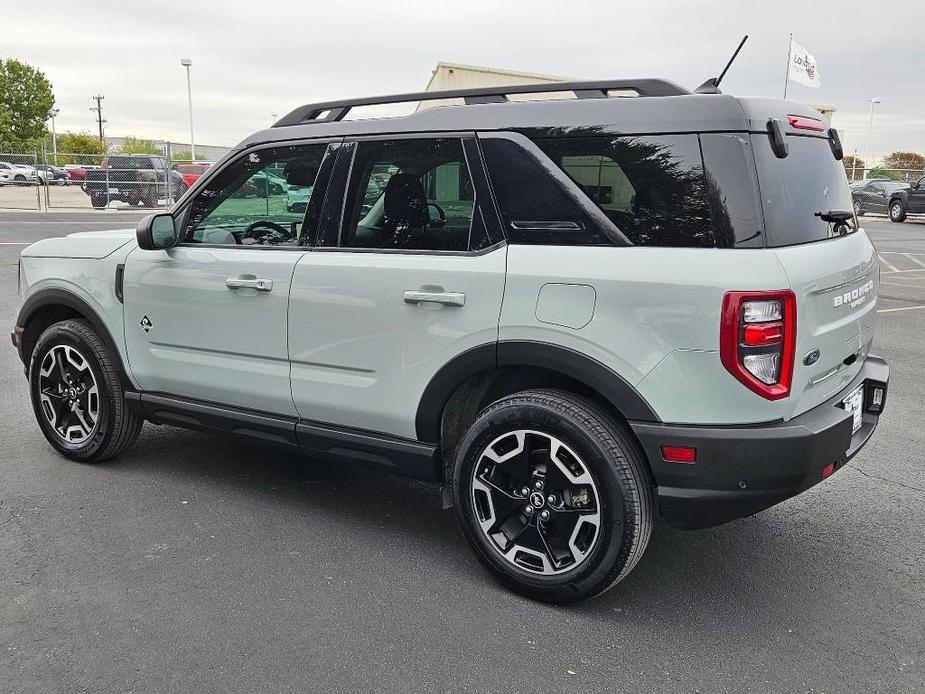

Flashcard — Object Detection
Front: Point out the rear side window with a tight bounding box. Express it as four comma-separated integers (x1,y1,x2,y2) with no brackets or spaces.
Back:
753,134,856,247
480,137,613,246
532,134,714,248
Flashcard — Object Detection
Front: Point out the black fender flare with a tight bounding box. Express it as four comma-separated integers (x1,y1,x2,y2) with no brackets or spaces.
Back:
415,340,660,443
15,288,131,386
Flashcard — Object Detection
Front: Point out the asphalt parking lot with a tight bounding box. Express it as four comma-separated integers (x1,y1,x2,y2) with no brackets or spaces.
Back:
1,211,923,693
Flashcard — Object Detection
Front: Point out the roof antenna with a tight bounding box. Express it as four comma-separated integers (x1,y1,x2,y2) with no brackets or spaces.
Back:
695,35,748,94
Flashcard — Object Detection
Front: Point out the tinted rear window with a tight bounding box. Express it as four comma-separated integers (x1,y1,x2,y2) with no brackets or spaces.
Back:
753,134,857,247
532,135,714,248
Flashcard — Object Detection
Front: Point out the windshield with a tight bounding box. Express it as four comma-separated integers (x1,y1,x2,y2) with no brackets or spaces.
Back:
753,134,857,247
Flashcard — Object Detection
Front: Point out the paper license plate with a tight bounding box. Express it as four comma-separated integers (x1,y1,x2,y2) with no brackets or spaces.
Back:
842,384,864,435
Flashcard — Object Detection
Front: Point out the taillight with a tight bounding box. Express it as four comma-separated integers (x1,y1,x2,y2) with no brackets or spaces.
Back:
787,115,825,132
720,290,796,400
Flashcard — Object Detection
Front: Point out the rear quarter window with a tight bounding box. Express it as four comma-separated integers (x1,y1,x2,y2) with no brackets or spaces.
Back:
531,134,715,248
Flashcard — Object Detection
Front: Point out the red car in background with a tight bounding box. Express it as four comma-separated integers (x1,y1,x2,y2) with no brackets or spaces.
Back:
174,162,211,189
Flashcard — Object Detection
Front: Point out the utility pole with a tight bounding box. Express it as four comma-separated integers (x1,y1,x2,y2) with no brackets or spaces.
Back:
48,108,60,165
90,94,106,149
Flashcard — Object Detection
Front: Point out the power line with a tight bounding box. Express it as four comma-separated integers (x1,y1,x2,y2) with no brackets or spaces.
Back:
90,94,106,147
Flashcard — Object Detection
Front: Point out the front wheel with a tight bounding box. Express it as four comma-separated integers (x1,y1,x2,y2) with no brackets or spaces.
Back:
452,389,653,603
889,200,907,223
29,319,142,462
854,200,864,217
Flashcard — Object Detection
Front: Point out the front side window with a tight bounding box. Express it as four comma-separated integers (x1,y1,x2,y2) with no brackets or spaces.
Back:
184,143,329,246
341,138,475,251
532,134,714,248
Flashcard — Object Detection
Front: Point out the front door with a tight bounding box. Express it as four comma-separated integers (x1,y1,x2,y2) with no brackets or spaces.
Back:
288,136,507,440
907,176,925,213
123,141,335,416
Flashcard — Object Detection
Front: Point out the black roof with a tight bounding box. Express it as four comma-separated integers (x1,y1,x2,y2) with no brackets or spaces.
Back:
235,80,825,150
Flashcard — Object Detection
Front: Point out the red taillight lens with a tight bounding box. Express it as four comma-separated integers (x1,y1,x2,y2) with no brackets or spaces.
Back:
743,322,783,346
660,445,697,464
787,115,825,132
720,291,796,400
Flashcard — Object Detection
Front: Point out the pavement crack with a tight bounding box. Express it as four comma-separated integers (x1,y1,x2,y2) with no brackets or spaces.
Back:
846,464,925,494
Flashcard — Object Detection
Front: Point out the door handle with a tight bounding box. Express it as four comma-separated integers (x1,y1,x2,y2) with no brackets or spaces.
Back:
403,290,466,307
226,277,273,291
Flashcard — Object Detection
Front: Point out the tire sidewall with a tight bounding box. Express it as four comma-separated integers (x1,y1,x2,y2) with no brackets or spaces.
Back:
453,398,638,602
29,323,116,461
890,201,905,222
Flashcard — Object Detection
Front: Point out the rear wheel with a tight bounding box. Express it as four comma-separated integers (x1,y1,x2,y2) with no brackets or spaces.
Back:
453,389,653,603
90,193,106,209
889,200,907,222
29,319,142,462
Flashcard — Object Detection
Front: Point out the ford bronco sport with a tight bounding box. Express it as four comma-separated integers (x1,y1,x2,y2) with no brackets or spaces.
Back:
12,79,889,603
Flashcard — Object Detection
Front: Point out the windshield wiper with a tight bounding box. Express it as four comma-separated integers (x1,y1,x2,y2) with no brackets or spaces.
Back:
815,209,854,223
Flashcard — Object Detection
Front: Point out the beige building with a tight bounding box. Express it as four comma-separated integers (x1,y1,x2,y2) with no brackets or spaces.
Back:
421,61,835,125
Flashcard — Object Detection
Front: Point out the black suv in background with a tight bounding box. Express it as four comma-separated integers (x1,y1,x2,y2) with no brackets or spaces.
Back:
852,176,925,222
84,155,186,208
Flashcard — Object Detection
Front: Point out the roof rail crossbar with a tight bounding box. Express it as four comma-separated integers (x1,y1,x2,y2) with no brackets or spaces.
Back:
273,78,689,127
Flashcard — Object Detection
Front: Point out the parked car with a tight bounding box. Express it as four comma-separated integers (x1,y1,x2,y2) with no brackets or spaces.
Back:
851,180,910,217
0,161,36,185
84,155,186,208
35,164,69,185
174,162,211,189
849,177,892,190
874,175,925,222
11,79,889,603
285,184,313,213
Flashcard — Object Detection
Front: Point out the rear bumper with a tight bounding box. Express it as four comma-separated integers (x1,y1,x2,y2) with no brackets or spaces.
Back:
630,355,889,529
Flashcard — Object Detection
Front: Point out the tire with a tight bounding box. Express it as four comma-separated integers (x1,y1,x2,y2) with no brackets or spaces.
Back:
14,174,27,186
28,319,142,463
853,200,864,217
452,389,653,603
889,200,907,223
90,194,106,209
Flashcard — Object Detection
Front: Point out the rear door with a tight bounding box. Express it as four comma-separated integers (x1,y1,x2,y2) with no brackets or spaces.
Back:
287,135,507,440
752,128,879,418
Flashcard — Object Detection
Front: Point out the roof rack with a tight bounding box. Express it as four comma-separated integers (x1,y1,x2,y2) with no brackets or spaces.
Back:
273,79,690,127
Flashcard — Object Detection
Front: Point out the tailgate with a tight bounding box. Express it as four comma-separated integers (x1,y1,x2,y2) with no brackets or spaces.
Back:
775,231,879,418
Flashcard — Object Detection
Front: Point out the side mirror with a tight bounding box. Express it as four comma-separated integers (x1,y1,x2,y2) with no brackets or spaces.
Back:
136,213,179,250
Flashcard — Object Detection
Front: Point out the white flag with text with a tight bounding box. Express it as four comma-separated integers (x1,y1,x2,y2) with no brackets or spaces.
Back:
789,39,820,88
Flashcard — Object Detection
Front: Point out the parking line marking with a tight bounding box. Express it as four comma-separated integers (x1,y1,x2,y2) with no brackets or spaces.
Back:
880,251,925,256
881,268,925,275
878,255,900,272
0,242,30,245
877,304,925,314
903,253,925,269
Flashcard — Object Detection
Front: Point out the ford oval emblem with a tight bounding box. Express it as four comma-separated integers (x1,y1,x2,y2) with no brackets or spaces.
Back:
803,349,821,366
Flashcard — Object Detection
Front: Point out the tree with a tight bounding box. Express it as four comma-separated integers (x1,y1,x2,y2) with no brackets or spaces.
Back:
842,155,865,181
867,168,900,181
881,151,925,181
0,59,55,146
118,137,162,155
171,150,207,161
54,131,105,165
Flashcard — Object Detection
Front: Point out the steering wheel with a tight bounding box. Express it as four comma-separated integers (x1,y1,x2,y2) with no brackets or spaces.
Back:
240,220,294,245
428,202,446,227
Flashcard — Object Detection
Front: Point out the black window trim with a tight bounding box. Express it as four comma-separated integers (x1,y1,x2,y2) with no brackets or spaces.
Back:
172,137,344,251
310,131,506,256
477,131,632,247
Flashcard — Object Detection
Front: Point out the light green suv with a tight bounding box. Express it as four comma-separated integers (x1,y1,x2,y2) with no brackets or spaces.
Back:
11,80,889,603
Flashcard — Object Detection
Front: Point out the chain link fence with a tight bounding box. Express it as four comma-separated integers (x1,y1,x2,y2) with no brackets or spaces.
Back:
845,166,925,184
0,147,42,209
0,142,229,211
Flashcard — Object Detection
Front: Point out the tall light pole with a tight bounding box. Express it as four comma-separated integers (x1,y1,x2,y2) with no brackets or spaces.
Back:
48,108,60,165
865,97,882,176
180,58,195,160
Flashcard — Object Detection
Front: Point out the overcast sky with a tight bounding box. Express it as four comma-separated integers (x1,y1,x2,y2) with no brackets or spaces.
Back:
5,0,924,160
